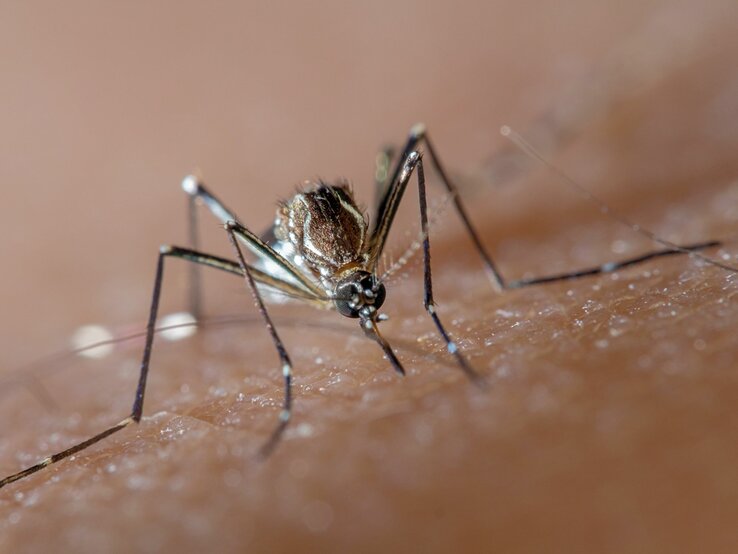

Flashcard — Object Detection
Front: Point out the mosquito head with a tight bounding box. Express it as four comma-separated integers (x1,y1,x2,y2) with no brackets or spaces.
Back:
334,270,386,319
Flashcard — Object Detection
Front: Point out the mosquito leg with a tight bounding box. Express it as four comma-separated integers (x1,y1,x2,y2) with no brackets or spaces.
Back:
372,125,506,292
382,125,726,291
370,150,485,385
186,184,203,320
413,155,486,387
225,221,294,458
374,144,396,214
0,416,136,488
183,176,326,301
182,174,245,319
412,126,509,291
0,247,173,489
181,175,241,226
508,240,721,288
0,244,309,489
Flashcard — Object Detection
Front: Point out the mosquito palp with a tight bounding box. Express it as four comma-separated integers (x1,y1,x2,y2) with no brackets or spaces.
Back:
1,124,731,490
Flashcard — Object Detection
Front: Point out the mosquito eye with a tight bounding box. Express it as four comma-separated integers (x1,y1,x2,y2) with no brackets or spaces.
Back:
372,283,386,310
334,281,361,318
357,275,385,308
335,298,360,318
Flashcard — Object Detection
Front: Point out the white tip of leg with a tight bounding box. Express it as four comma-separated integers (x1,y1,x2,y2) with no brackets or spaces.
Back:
447,341,458,354
410,123,426,137
181,175,199,195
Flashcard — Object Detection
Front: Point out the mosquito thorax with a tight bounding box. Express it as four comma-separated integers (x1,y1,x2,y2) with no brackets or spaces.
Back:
333,270,386,318
274,182,368,281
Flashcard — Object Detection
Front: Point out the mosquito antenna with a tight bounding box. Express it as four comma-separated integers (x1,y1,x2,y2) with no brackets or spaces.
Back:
380,236,424,283
0,313,271,398
379,194,452,283
501,125,738,274
0,318,203,409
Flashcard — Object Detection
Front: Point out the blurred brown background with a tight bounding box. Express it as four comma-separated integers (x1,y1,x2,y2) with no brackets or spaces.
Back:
1,1,738,553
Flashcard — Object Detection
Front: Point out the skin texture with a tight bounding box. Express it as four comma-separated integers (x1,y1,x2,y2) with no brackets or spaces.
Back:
1,2,738,553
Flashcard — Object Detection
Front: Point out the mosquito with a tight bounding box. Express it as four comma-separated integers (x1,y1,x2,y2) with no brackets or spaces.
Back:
0,124,728,489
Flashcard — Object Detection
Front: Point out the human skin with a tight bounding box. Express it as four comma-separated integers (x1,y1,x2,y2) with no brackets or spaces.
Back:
1,2,738,553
